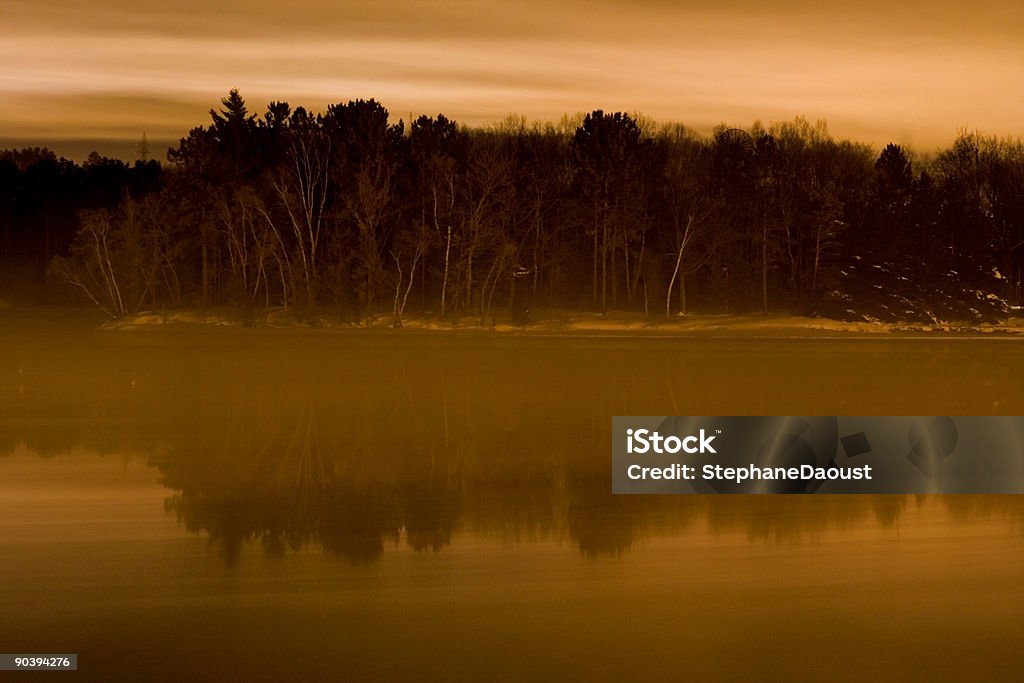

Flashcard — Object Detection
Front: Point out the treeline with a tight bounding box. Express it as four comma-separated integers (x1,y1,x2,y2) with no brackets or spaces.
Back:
4,90,1023,322
0,148,160,301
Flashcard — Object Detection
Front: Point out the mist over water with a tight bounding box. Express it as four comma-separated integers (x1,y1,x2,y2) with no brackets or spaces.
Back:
1,313,1022,680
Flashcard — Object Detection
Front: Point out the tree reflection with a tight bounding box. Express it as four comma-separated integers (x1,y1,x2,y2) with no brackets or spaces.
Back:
5,327,1024,564
154,398,469,564
567,483,639,558
318,484,400,564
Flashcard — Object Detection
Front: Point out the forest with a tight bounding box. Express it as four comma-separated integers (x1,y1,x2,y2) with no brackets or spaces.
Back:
2,90,1022,324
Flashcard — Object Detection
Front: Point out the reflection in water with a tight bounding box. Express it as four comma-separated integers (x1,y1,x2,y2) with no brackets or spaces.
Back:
144,396,1024,563
8,431,1024,567
87,401,1024,564
157,400,465,565
2,322,1024,682
3,329,1024,564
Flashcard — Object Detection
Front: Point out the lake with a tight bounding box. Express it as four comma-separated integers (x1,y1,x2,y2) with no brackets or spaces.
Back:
1,312,1022,681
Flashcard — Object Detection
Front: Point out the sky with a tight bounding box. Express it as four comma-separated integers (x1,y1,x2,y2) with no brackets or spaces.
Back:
2,0,1022,160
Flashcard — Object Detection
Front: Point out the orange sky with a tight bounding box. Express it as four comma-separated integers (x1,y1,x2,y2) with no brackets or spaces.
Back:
2,0,1022,159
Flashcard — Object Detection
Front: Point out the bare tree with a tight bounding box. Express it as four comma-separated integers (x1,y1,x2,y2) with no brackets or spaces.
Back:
390,228,428,326
270,129,330,307
50,195,171,318
460,131,514,314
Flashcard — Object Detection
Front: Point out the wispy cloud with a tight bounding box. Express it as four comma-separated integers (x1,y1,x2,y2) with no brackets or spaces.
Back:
2,0,1022,154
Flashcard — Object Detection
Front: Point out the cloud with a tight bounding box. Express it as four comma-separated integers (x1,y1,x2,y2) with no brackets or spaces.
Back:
2,0,1021,155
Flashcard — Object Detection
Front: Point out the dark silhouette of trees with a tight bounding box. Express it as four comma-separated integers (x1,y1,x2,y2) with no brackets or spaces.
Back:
935,132,1024,302
0,146,162,303
765,119,873,310
571,111,650,312
50,192,185,317
869,144,916,255
409,114,466,317
706,126,762,312
655,124,719,318
323,99,404,310
266,107,332,308
0,90,1018,322
512,121,573,305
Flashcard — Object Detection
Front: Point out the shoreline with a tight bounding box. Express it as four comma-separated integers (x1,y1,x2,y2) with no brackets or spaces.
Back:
96,308,1024,338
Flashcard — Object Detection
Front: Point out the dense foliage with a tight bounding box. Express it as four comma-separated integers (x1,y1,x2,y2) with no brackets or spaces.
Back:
3,90,1022,323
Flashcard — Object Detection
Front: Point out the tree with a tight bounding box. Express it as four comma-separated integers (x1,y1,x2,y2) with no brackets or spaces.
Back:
709,126,761,312
459,130,515,316
572,111,649,312
265,108,331,308
50,194,183,317
208,89,260,179
987,140,1024,302
324,99,404,309
410,115,466,317
656,125,719,317
765,118,871,311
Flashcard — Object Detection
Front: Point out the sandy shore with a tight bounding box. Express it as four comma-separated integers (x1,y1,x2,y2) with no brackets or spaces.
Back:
101,308,1024,337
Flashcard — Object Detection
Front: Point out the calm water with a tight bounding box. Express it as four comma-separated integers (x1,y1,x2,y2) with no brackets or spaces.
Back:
1,313,1022,681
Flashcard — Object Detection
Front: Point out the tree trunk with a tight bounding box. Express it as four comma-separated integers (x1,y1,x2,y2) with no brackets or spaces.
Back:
680,273,687,314
761,211,768,315
667,239,685,320
441,224,452,317
601,215,608,313
201,212,210,307
592,213,598,309
812,223,822,295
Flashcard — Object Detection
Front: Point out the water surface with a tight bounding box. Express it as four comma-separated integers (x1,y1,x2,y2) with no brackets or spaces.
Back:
1,314,1022,681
